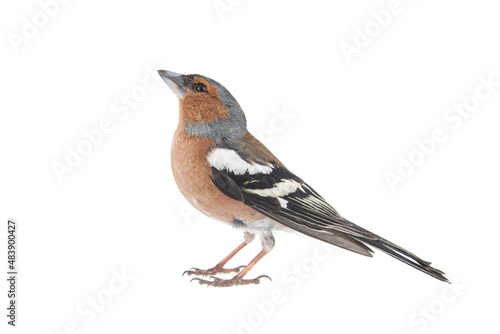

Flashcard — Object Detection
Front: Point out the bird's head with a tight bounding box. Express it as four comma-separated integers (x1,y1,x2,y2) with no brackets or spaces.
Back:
158,70,247,142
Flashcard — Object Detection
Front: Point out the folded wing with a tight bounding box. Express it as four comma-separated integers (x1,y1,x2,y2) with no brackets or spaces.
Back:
208,149,448,282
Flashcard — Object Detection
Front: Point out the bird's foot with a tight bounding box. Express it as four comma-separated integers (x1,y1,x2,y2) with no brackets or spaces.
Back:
190,275,272,287
182,265,245,277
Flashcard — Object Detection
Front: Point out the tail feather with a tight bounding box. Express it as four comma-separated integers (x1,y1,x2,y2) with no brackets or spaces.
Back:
245,195,449,282
254,206,375,257
354,234,449,283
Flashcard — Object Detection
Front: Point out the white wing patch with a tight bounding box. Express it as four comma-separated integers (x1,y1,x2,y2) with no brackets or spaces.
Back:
277,197,289,208
243,179,303,198
207,148,273,175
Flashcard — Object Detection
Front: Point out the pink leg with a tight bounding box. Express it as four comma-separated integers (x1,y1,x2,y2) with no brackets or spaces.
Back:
183,241,248,277
191,249,272,287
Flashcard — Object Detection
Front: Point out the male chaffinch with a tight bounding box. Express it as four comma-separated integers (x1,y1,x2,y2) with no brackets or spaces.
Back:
157,70,449,287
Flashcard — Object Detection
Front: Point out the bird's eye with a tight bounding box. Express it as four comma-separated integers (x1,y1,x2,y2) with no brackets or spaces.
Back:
195,83,208,93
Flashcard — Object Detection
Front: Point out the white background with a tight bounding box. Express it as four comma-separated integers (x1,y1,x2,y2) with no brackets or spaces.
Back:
1,0,499,333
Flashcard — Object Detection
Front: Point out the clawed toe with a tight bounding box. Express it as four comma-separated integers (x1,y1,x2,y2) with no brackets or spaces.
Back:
190,277,214,286
182,267,201,277
189,274,272,287
255,275,272,282
182,248,271,287
182,265,246,277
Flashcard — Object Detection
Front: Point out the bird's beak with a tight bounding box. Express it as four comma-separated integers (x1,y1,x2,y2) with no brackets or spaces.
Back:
157,70,186,99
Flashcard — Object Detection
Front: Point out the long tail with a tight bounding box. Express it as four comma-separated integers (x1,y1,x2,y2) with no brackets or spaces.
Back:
241,187,449,282
352,231,449,283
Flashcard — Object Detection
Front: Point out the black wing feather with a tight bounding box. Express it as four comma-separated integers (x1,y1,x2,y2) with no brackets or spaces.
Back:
210,166,449,282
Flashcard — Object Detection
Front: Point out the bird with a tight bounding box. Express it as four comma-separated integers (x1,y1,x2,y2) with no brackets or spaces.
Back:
157,69,449,287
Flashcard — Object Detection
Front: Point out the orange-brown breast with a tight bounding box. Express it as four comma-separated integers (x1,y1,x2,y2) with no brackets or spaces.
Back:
171,126,267,224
